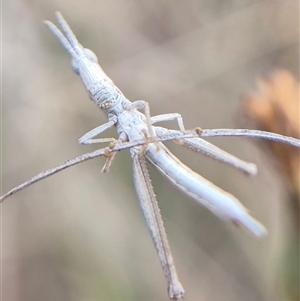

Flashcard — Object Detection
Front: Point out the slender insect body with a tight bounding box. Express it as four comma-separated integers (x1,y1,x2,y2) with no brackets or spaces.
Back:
2,12,300,300
145,143,266,237
115,104,267,236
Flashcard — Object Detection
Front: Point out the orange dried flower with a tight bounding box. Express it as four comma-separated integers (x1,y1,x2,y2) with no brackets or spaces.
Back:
244,70,300,193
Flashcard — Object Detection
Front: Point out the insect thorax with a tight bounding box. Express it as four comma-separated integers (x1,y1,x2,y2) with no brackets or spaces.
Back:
89,79,124,110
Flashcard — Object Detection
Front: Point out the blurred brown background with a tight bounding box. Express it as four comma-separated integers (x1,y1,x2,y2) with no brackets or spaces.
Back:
2,1,299,301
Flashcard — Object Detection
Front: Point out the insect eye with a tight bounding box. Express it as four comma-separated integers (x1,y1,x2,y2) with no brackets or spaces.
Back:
83,48,98,63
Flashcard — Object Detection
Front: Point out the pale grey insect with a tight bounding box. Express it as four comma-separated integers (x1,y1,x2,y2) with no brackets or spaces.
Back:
2,12,300,300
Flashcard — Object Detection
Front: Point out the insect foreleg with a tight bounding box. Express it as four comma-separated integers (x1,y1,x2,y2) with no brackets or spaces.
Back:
78,120,116,145
78,120,118,171
101,139,125,173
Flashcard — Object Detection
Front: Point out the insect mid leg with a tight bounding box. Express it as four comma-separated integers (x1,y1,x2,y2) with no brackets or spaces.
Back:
150,113,186,131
